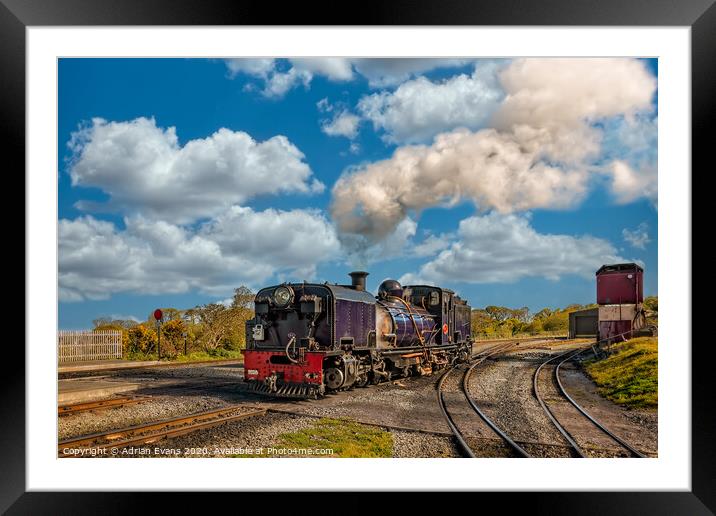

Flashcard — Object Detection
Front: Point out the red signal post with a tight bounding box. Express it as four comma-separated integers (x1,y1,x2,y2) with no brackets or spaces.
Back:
154,309,163,359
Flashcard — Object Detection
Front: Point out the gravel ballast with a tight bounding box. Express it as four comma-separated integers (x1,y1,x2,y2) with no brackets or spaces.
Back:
58,341,657,458
58,395,234,441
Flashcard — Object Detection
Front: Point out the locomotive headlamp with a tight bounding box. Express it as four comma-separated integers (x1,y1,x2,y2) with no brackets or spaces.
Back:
273,286,293,307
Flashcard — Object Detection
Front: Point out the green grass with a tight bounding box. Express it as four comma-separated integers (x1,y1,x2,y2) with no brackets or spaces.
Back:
232,418,393,458
584,337,658,409
123,351,158,361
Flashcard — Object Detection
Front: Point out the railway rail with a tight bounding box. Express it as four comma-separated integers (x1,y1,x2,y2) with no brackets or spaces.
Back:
538,347,646,458
440,338,646,459
58,395,153,416
58,405,266,457
462,344,531,457
437,341,530,458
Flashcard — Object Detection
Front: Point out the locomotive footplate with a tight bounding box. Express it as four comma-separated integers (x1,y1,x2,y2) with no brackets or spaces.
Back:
247,379,325,399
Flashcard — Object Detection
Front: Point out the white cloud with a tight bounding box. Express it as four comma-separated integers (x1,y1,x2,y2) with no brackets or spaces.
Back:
493,58,656,164
226,58,353,97
225,58,475,97
321,110,361,139
607,160,658,205
67,117,323,223
199,206,340,272
412,233,452,257
400,212,626,285
603,113,657,162
59,208,340,301
225,58,275,79
331,58,657,257
350,58,474,87
495,58,655,128
291,58,354,81
358,61,504,143
263,67,313,97
622,222,651,250
109,314,141,322
316,97,333,113
338,218,452,268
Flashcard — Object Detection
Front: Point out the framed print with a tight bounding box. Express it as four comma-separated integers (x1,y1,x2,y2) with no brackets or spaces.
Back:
6,0,709,512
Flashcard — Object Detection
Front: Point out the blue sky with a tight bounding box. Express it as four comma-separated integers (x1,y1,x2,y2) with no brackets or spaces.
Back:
58,58,658,329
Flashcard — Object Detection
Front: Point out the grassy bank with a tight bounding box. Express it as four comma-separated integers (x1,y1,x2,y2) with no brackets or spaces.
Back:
233,418,393,458
280,418,392,457
585,337,658,409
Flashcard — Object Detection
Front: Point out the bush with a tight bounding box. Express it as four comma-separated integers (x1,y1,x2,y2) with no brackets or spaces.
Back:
127,324,158,355
159,319,187,358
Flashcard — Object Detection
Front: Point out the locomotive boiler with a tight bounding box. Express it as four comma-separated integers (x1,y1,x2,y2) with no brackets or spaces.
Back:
243,272,472,398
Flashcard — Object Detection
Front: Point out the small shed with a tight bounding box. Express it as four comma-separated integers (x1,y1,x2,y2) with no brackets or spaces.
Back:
569,307,598,338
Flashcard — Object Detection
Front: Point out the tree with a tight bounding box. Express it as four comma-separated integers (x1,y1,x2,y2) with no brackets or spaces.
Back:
644,296,658,313
231,286,255,309
193,303,235,351
513,307,530,323
93,317,112,328
484,306,513,322
162,308,183,321
533,308,552,320
643,295,658,326
542,311,569,332
471,309,494,337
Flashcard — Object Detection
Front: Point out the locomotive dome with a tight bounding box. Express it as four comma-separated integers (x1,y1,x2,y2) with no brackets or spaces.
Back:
378,279,403,299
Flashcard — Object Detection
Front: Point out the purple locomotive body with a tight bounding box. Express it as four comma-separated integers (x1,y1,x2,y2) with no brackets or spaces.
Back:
376,297,437,347
243,272,472,398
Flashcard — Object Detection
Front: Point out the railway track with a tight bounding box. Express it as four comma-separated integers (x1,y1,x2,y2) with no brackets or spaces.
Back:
58,395,153,416
58,405,266,457
437,341,530,458
533,347,646,458
58,378,246,418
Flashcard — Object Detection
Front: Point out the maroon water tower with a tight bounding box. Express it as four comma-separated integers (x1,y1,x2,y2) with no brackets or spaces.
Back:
596,263,644,342
596,263,644,305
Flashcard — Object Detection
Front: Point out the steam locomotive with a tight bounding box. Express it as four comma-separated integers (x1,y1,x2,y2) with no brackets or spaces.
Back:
243,272,472,398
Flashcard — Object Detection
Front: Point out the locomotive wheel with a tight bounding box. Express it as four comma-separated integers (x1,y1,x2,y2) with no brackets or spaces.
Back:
355,374,369,388
325,368,344,390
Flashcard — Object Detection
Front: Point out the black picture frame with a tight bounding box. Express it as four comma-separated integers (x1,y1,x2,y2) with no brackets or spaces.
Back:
6,0,706,513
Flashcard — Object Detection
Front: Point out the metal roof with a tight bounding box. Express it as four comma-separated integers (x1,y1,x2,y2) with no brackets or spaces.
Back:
596,262,644,275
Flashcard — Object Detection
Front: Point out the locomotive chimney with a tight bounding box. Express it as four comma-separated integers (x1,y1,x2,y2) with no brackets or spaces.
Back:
349,271,369,291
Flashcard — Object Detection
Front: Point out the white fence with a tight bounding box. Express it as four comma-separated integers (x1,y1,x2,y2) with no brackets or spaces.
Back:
58,330,123,363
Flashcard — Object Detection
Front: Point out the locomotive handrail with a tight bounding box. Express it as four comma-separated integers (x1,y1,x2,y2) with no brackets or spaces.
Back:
284,335,298,363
